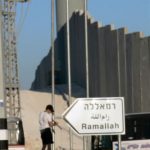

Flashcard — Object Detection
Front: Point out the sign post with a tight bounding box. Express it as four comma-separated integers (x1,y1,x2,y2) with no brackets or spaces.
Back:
63,97,125,148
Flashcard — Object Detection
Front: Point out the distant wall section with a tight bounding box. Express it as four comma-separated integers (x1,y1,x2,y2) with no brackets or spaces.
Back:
69,11,150,113
31,11,150,114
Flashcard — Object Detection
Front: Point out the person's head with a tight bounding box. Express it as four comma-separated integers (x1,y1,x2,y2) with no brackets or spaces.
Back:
45,105,54,113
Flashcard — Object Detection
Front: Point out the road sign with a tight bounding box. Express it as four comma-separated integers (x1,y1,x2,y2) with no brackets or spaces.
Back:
63,97,125,135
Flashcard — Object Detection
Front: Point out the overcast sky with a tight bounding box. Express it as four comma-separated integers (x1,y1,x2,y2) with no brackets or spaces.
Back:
16,0,150,89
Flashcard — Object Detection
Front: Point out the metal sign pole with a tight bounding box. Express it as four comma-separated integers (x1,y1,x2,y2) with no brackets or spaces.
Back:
116,30,122,150
84,0,89,98
118,135,122,150
51,0,55,150
83,0,90,149
66,0,73,149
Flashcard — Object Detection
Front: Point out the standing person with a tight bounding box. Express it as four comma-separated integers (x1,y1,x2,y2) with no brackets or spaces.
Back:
39,105,57,150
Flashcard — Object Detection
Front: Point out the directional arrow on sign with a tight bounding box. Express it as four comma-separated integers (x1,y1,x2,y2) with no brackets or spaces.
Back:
62,97,125,135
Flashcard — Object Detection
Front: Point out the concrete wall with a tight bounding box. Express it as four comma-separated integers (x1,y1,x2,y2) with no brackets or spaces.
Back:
31,11,150,114
69,11,150,113
56,0,85,32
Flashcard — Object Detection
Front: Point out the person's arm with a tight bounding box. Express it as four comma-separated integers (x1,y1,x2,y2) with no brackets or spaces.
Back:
39,112,43,126
47,113,58,127
48,120,58,127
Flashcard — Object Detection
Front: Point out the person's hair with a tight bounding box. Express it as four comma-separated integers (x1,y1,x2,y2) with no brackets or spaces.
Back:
46,105,54,112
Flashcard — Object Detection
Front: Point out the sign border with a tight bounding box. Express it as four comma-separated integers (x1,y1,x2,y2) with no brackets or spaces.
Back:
63,97,125,136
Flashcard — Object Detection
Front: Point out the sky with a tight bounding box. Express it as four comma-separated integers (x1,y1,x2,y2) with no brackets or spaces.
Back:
16,0,150,90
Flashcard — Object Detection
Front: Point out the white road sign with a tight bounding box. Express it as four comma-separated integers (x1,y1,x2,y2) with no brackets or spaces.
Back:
63,97,125,135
